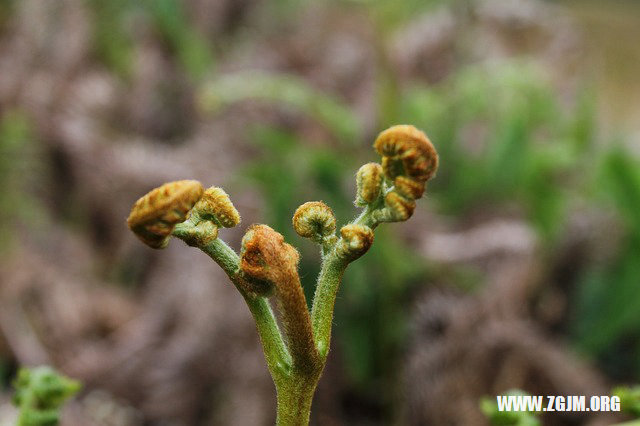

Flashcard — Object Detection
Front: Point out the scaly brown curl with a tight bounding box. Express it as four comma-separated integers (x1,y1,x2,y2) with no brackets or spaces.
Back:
127,180,204,249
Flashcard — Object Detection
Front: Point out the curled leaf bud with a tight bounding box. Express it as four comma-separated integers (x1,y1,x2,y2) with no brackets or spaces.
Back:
336,224,374,261
355,163,383,205
292,201,336,242
385,191,416,221
241,224,318,370
193,187,240,228
241,224,300,294
127,180,204,249
374,125,438,183
394,176,425,200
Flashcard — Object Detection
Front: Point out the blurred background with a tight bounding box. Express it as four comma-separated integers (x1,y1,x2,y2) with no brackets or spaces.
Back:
0,0,639,424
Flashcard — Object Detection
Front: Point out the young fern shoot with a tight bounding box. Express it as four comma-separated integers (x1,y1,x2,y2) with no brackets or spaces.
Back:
12,366,81,426
126,124,438,425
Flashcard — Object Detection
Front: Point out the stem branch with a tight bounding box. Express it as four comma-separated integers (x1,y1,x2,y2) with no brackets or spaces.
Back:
310,205,379,359
173,225,292,380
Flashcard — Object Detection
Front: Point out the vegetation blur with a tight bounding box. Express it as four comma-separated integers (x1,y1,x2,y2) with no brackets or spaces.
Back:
1,0,639,424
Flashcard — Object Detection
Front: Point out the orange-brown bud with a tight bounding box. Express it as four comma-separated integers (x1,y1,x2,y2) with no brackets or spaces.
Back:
355,163,383,205
394,176,425,200
385,191,416,221
127,180,204,249
193,187,240,228
240,225,318,370
241,224,300,289
336,224,374,261
374,125,438,183
292,201,336,241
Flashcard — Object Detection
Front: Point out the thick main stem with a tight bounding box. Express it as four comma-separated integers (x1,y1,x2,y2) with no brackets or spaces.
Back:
275,374,319,426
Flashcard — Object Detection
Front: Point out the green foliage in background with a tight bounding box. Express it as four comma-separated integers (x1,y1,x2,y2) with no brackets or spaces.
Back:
88,0,135,77
144,0,214,79
12,366,81,426
88,0,214,79
396,58,640,380
200,72,361,145
0,0,16,32
573,148,640,378
614,385,640,418
396,58,640,381
0,109,42,250
401,61,593,240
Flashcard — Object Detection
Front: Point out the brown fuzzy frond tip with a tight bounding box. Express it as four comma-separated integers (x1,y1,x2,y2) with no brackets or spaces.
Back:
374,125,438,183
355,163,383,205
336,224,374,261
385,191,416,221
393,175,425,200
127,180,204,249
292,201,336,240
193,187,241,228
241,224,300,286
